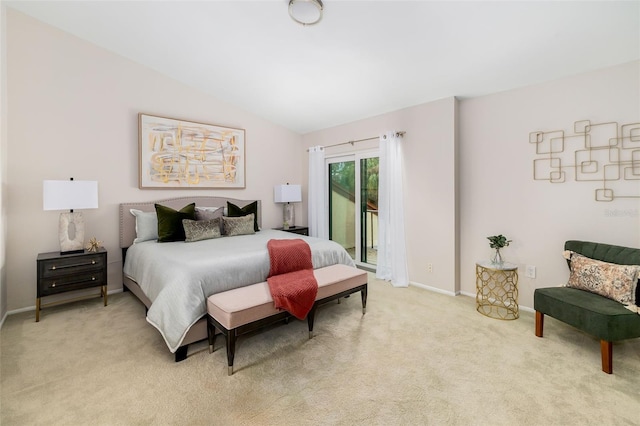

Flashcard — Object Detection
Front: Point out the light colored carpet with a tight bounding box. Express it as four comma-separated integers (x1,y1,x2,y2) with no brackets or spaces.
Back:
1,273,639,425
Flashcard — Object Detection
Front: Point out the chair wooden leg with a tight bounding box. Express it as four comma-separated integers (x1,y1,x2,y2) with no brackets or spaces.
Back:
600,340,612,374
535,311,544,337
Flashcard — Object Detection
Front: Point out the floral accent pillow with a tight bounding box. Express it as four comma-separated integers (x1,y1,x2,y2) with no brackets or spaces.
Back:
223,214,255,236
182,218,222,242
567,253,639,306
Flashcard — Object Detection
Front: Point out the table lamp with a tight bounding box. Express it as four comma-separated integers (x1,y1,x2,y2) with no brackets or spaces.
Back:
274,183,302,230
43,178,99,254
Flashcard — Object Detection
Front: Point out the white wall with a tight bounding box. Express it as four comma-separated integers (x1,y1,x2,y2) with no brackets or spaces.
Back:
5,10,303,311
302,97,459,295
459,61,640,309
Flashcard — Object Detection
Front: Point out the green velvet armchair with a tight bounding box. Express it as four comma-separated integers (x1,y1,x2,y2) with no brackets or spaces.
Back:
534,240,640,374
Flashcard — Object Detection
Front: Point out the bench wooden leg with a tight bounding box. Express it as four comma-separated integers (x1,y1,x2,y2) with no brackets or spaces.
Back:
207,317,216,354
535,311,544,337
361,285,368,315
601,340,612,374
307,306,317,339
226,330,237,376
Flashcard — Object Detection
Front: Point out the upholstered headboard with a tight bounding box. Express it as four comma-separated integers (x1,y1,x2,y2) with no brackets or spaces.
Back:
119,196,262,248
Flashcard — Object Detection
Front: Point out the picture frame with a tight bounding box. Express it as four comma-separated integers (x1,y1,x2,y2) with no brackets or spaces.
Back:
138,113,246,189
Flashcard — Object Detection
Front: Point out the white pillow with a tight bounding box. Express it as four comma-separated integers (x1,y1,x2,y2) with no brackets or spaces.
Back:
130,209,158,243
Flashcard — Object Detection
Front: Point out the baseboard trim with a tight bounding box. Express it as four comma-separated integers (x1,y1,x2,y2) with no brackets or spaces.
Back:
409,281,458,297
416,287,535,313
4,288,124,318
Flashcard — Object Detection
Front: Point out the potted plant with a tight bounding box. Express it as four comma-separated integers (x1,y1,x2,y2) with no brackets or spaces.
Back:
487,234,512,265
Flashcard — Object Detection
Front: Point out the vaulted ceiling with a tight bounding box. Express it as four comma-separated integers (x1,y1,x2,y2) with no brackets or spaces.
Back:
7,1,640,134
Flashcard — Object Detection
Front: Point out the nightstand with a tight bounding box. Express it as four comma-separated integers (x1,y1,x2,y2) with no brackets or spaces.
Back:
273,226,309,236
36,248,108,322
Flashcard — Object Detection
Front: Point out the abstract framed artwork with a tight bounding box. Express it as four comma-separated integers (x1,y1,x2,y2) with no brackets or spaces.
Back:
139,113,246,189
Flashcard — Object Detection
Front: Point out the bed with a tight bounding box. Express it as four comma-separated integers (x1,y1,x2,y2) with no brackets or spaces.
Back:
119,196,355,361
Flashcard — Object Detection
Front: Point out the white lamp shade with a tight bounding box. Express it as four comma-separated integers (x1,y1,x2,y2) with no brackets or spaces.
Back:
43,180,99,211
274,184,302,203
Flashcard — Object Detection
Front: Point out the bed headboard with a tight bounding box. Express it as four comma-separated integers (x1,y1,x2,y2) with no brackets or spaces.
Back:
119,196,262,248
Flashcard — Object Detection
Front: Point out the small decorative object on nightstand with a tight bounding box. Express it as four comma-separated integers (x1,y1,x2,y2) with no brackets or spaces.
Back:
36,247,107,322
85,237,102,252
273,226,309,236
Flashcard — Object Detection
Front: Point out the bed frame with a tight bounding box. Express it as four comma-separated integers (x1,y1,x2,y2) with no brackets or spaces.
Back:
119,196,262,362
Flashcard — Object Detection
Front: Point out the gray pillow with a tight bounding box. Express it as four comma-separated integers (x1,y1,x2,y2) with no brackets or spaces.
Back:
223,214,255,236
195,206,223,221
182,218,222,242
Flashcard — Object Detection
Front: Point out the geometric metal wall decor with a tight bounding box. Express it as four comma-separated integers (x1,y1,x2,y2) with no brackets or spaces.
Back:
529,120,640,201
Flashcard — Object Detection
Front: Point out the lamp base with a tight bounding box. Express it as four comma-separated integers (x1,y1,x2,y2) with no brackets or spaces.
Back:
283,203,295,230
58,212,85,254
60,249,85,255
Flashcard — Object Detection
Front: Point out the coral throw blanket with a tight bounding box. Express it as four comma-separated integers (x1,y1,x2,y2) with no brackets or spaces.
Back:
267,239,318,320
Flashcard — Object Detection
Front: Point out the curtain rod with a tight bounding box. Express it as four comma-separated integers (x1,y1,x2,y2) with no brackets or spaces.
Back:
307,131,405,151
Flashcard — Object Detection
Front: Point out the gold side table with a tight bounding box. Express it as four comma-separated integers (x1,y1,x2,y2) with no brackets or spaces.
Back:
475,261,519,320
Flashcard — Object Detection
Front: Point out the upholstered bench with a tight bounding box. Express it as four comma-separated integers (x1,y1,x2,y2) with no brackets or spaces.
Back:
534,240,640,374
206,264,368,375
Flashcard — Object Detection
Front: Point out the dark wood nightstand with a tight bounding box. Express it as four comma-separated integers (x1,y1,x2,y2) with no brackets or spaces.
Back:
273,226,309,236
36,248,108,322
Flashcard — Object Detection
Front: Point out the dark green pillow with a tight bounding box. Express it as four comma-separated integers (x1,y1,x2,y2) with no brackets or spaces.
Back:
155,203,196,242
227,201,259,232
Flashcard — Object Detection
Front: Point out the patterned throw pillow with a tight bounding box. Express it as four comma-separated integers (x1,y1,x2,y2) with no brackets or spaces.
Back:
567,253,639,305
223,214,255,236
182,218,222,242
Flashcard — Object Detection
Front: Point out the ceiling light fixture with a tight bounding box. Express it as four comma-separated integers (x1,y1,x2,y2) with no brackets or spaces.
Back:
288,0,323,26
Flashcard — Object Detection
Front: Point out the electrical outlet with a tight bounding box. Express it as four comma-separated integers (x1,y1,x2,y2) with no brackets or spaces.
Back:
427,263,433,273
526,265,536,279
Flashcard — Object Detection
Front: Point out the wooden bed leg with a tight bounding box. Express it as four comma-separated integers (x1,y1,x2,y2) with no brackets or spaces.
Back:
601,340,613,374
535,311,544,337
361,285,368,315
174,345,188,362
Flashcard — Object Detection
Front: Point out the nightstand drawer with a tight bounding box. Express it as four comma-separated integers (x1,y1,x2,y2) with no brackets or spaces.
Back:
39,254,105,278
36,248,108,321
39,272,105,296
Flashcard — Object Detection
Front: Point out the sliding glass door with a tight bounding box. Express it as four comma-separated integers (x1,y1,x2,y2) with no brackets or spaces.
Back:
327,152,378,267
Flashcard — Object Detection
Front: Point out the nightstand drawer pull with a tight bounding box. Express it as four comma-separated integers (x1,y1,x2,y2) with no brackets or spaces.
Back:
48,277,98,288
49,260,99,271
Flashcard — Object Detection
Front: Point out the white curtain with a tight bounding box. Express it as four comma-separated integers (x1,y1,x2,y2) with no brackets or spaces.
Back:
376,132,409,287
308,146,328,239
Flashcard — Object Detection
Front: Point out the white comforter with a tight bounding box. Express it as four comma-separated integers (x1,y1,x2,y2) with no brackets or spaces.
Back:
123,229,355,352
